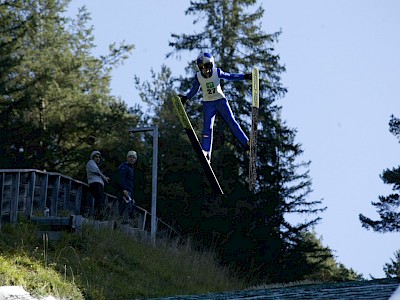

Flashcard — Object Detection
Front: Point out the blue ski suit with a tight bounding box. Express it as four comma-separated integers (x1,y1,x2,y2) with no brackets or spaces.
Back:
184,67,249,155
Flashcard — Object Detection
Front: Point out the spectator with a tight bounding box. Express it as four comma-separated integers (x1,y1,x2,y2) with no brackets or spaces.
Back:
86,150,110,220
118,150,137,219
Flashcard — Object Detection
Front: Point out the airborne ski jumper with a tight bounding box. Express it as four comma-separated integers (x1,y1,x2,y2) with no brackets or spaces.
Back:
178,52,252,162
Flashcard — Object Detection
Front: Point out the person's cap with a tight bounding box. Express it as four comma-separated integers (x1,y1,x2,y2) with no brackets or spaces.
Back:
91,150,101,159
127,150,137,159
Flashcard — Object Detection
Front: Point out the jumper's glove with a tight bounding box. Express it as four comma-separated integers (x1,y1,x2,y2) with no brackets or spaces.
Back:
244,73,252,80
178,94,188,105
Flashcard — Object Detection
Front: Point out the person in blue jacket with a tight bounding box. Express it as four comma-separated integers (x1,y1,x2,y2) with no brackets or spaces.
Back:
118,150,137,218
179,52,252,161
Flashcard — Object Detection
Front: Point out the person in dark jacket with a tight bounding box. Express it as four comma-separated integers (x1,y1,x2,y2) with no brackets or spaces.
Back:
118,150,137,219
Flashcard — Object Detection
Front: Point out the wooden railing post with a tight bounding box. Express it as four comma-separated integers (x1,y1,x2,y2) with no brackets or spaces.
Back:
50,175,60,216
26,171,36,218
39,173,49,214
64,180,71,211
74,185,82,215
10,172,20,224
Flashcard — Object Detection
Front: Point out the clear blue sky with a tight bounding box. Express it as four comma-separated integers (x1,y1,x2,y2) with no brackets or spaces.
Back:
66,0,399,279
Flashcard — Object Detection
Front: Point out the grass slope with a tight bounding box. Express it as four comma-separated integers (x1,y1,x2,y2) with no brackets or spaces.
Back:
0,222,245,299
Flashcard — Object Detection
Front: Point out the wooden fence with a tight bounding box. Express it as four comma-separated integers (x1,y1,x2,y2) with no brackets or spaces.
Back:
0,169,179,241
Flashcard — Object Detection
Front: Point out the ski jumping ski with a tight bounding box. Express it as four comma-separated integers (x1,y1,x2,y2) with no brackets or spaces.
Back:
249,67,259,192
171,96,224,195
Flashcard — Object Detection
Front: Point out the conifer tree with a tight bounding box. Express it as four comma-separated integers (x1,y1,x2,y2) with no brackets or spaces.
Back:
383,250,400,278
166,0,326,282
0,0,136,178
359,115,400,232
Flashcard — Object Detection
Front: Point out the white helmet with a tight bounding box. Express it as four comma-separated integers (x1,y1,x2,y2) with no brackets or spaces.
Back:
196,52,214,77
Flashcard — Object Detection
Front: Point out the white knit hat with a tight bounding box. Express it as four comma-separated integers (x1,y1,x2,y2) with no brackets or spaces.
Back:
90,150,101,160
126,150,137,159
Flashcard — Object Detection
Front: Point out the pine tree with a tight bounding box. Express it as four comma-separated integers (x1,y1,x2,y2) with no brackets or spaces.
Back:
359,115,400,232
0,0,136,178
283,231,363,282
383,250,400,278
167,0,326,282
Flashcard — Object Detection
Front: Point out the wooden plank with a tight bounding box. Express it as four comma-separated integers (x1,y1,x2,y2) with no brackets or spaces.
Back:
26,171,36,218
50,175,60,216
65,180,71,210
74,185,82,215
10,172,20,224
0,172,3,230
172,96,224,194
30,216,71,226
40,173,49,212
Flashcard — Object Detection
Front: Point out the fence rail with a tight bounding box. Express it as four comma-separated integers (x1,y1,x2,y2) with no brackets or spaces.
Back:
0,169,179,240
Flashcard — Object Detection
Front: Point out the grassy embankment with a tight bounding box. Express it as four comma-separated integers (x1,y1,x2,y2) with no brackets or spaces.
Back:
0,222,245,299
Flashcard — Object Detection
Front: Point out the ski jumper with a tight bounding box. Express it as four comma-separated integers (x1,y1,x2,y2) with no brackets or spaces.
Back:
185,67,249,155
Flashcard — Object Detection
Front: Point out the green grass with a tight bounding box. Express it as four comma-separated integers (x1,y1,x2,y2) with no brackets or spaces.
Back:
0,222,245,299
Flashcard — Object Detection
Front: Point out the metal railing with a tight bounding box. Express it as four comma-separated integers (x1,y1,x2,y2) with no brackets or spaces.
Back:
0,169,180,240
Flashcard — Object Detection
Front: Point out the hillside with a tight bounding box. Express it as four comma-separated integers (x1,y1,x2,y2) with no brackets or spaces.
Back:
0,222,245,299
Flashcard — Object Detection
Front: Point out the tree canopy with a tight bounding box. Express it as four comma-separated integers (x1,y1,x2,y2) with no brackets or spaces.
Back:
0,0,137,179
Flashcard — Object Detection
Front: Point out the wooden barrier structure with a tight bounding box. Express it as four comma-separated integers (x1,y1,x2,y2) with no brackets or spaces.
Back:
0,169,179,241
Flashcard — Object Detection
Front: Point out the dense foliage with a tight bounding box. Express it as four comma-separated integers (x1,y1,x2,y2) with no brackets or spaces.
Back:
0,0,138,181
